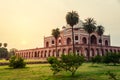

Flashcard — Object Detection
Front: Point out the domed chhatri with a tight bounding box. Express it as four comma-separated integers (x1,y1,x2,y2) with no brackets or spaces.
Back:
15,19,120,60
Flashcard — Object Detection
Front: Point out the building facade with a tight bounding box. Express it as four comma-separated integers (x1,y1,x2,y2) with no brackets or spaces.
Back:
15,21,120,59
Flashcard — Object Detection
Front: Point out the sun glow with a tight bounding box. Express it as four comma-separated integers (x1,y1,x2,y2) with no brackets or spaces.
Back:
21,40,27,45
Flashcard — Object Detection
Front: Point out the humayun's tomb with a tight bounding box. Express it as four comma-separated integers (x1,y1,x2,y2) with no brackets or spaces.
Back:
15,20,120,59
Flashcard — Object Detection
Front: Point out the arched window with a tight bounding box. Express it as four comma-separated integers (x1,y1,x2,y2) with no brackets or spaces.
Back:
105,40,108,46
62,49,66,55
91,35,97,45
59,40,61,43
82,37,87,44
46,42,49,47
52,40,54,44
68,48,72,53
58,39,61,45
99,39,102,43
67,38,71,45
38,51,40,57
41,51,43,58
75,36,78,40
110,49,112,52
34,52,37,57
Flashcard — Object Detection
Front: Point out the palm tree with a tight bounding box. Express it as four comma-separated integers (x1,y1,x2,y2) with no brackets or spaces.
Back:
83,18,96,59
96,25,105,55
3,43,7,48
66,11,79,53
52,28,60,57
0,43,2,47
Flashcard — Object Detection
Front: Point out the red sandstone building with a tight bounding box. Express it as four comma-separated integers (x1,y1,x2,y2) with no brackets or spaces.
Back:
15,20,120,59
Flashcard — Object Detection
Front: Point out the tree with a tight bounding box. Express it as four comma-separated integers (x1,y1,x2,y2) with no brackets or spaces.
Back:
0,43,2,47
96,25,105,55
9,48,18,58
47,57,61,75
9,56,26,68
0,43,2,58
52,28,60,57
0,43,8,59
83,18,96,59
60,54,84,76
3,43,7,47
47,53,84,76
66,11,79,53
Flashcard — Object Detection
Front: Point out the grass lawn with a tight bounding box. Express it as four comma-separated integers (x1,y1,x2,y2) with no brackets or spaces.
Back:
0,63,120,80
0,59,9,63
0,59,47,62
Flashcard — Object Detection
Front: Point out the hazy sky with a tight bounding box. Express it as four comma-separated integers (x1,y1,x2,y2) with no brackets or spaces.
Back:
0,0,120,50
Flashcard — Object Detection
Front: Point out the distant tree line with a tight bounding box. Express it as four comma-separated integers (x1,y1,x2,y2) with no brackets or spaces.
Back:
0,43,8,59
0,43,17,59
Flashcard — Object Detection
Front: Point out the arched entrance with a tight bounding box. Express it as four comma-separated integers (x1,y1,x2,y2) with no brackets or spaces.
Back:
105,40,108,46
57,49,61,57
91,35,97,45
105,49,108,54
110,49,112,52
41,51,43,58
67,38,71,45
68,48,72,54
34,52,37,57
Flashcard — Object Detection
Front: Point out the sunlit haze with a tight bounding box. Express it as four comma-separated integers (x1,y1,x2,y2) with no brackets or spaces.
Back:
0,0,120,50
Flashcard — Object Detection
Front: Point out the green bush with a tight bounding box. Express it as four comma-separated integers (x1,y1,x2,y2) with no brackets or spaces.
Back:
61,53,84,76
90,55,102,64
103,52,120,65
9,56,26,68
47,57,61,75
47,53,85,76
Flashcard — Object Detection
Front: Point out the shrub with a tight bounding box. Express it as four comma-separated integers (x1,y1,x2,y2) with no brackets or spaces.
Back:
103,52,120,65
47,53,85,76
47,57,61,75
60,53,84,76
90,55,102,64
9,56,26,68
